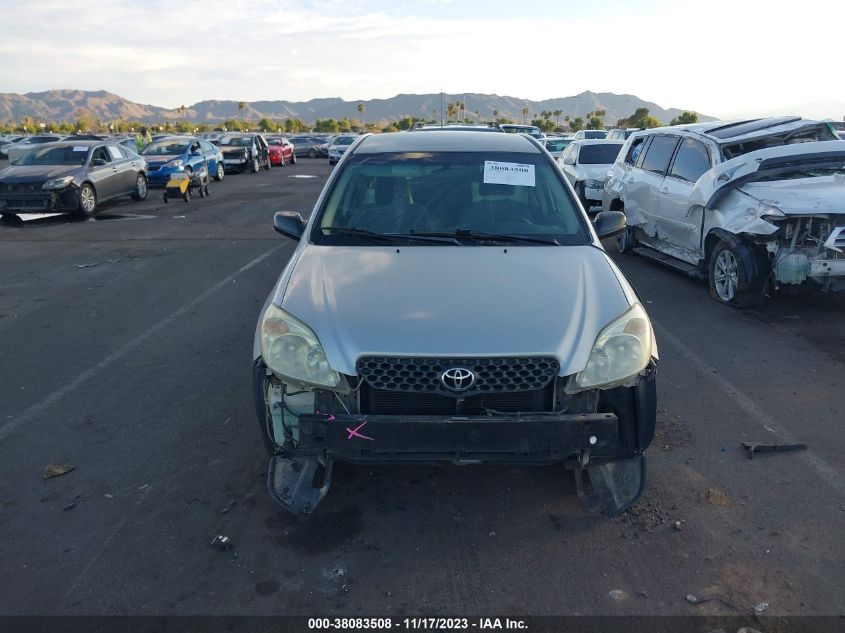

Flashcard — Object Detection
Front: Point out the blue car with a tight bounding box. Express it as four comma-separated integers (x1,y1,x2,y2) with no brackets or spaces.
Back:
140,136,225,186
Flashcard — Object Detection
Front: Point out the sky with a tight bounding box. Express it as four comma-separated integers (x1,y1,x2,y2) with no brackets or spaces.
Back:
1,0,843,120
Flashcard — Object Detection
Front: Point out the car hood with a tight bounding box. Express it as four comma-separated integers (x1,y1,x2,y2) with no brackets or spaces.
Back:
274,245,632,377
739,176,845,215
692,141,845,211
576,164,613,181
0,164,81,183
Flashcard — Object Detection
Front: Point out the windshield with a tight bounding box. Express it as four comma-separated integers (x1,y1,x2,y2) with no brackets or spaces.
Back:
581,131,607,139
267,137,283,145
333,136,357,145
219,136,253,147
15,145,88,166
313,151,589,246
141,141,188,156
578,144,622,164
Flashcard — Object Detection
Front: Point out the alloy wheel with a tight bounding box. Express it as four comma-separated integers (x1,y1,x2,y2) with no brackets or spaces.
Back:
714,249,739,301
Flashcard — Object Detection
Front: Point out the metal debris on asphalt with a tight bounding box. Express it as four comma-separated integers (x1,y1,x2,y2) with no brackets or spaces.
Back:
220,499,236,514
61,503,77,511
673,521,683,531
743,442,807,459
686,594,713,605
76,263,98,268
43,464,75,479
608,590,625,600
211,534,234,551
753,601,769,613
104,493,114,499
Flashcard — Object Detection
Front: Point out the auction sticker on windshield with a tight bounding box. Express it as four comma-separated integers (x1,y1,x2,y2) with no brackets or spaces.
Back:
483,161,535,187
73,146,88,152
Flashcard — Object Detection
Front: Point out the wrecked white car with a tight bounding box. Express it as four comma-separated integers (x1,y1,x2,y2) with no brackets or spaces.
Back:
603,117,843,306
253,131,658,517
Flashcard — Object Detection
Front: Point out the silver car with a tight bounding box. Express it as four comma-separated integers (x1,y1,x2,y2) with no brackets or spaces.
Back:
0,140,148,217
253,131,658,516
604,117,844,306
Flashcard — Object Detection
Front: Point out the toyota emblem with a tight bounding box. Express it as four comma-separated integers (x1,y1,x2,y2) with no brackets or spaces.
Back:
441,367,476,391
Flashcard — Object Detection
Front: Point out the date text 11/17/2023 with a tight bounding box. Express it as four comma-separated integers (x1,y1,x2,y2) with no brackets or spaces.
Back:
307,617,528,630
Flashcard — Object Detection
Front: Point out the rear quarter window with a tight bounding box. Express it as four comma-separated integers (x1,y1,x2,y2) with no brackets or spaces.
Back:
669,138,711,183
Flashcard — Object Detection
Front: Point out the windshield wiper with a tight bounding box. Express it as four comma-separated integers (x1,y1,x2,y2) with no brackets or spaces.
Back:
320,227,459,244
410,229,560,245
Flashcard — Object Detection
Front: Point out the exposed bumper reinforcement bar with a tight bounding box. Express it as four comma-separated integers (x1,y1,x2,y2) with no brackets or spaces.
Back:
267,412,644,516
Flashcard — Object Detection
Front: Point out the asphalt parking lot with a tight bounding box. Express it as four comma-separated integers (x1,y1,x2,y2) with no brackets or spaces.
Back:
0,158,843,618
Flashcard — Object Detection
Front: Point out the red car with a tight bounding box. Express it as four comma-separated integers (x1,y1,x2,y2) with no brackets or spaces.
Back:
267,136,296,166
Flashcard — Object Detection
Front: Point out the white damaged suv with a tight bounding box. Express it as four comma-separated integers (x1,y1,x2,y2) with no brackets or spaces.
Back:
603,117,844,307
253,131,658,517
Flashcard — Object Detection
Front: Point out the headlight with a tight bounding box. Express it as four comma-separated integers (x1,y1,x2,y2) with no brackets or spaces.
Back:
42,176,74,190
167,159,184,169
585,179,604,189
567,303,654,392
259,304,339,388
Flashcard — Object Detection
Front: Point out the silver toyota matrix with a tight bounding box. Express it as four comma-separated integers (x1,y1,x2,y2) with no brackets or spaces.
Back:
253,131,658,516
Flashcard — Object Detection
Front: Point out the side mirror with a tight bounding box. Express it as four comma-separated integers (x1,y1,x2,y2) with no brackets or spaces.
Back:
563,156,576,165
273,211,305,241
92,158,107,167
593,211,627,239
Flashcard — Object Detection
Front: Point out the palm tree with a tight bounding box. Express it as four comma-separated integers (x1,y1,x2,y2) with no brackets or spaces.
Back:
521,107,529,124
357,103,365,118
492,108,499,119
238,102,246,111
447,102,456,121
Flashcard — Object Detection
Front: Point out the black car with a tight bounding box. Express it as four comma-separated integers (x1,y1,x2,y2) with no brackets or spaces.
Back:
0,141,148,217
218,133,271,173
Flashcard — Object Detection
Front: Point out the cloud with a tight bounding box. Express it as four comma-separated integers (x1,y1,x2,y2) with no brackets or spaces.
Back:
0,0,842,117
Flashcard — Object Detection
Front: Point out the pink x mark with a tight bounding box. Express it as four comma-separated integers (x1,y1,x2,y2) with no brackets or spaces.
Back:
346,420,374,441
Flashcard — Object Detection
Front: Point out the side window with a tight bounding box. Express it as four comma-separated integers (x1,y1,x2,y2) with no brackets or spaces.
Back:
92,147,111,163
669,138,711,183
639,135,679,175
106,145,122,160
190,141,200,154
118,146,136,159
625,137,646,165
201,141,213,152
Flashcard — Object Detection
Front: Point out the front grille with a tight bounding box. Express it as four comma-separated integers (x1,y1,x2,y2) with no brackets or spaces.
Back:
357,356,559,398
147,165,161,171
1,196,50,210
1,183,41,194
360,383,553,416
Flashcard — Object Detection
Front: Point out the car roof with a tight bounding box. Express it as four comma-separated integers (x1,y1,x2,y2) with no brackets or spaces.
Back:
39,140,104,148
354,131,542,154
569,139,625,145
636,117,825,144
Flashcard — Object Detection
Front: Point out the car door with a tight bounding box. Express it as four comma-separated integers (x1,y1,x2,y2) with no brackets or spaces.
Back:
631,135,680,241
200,140,218,174
105,144,134,194
657,137,714,261
87,145,119,200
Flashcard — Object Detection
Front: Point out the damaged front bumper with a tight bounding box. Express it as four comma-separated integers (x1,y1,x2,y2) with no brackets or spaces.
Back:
0,188,80,214
255,359,655,518
267,412,646,517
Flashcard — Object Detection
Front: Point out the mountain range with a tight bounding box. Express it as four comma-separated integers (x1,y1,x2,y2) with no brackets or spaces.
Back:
0,89,715,126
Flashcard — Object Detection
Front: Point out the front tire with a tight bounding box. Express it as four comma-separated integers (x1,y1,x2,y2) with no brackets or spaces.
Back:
250,156,260,173
76,184,97,216
307,148,317,159
708,240,765,309
575,182,589,210
215,162,225,181
131,174,147,201
264,155,271,170
290,152,297,165
616,225,637,253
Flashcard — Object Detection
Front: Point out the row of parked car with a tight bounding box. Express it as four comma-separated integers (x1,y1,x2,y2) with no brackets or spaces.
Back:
0,131,307,218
